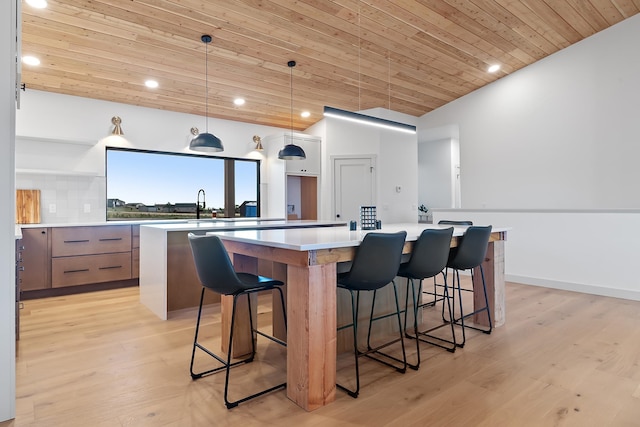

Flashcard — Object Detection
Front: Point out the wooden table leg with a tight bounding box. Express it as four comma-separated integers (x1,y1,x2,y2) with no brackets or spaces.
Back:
473,240,505,327
270,262,288,342
286,263,337,411
221,253,258,357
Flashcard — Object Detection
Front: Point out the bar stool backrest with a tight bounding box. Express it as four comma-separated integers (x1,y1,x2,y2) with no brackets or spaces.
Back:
401,227,453,279
448,226,492,271
339,231,407,291
188,233,244,295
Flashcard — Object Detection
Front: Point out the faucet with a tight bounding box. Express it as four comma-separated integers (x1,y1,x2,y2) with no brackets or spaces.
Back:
196,189,206,219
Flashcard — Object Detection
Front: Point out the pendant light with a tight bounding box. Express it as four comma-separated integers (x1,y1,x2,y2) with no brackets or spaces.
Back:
190,34,223,152
278,60,306,160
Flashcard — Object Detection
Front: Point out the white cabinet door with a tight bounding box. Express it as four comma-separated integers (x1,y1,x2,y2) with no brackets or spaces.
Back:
285,138,320,175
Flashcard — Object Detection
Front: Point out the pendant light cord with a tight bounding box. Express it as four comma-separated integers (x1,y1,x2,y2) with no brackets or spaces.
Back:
202,35,212,134
288,60,296,141
388,51,391,110
205,40,209,133
358,1,361,111
290,63,293,138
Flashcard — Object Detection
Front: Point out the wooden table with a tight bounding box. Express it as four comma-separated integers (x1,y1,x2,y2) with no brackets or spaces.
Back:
213,223,509,411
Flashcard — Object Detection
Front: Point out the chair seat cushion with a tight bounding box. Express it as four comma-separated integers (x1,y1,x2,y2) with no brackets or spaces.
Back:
234,272,284,294
397,262,416,279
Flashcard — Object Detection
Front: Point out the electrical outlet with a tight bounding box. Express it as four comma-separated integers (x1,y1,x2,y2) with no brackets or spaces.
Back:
84,203,91,213
49,204,56,213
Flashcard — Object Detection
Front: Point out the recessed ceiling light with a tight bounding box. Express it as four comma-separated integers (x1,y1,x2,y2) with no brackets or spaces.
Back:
145,80,159,88
301,111,310,118
234,98,245,106
22,56,40,66
488,64,500,73
26,0,47,8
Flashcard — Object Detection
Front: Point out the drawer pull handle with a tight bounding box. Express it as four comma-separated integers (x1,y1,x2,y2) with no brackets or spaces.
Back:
99,238,123,242
64,239,90,243
99,265,122,270
64,268,90,274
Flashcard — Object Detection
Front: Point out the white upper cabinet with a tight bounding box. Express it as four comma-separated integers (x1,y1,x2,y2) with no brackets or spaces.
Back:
265,132,321,176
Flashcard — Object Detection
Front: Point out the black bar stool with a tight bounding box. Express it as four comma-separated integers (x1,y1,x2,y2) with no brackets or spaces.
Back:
337,231,407,398
397,227,454,368
188,233,287,409
426,220,474,310
446,225,493,347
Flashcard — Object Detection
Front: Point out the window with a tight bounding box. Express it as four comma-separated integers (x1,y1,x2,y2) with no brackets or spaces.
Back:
235,159,258,217
105,147,260,220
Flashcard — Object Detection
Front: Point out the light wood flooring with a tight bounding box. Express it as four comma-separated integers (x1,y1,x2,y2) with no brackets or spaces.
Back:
4,280,640,426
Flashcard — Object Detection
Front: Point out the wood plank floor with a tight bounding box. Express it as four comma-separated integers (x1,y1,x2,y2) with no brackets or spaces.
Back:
4,281,640,426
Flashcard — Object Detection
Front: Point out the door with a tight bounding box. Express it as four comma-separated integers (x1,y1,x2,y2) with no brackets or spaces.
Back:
20,227,51,291
333,157,375,223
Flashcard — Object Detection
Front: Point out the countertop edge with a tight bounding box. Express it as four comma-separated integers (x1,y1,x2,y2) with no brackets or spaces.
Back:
16,217,287,228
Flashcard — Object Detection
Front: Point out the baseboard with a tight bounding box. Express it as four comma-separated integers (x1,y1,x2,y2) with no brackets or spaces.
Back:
21,279,139,300
506,274,640,301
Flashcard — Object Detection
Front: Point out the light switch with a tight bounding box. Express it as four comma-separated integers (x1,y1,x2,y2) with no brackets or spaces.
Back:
84,203,91,213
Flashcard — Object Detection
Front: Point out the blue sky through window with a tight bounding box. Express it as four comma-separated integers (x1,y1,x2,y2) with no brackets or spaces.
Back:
106,149,258,210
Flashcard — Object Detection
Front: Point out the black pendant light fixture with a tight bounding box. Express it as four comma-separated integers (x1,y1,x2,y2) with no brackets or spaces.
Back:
190,34,224,152
278,60,306,160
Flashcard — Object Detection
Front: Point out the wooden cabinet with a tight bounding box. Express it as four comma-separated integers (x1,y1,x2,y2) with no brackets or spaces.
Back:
131,225,140,279
50,225,133,288
19,224,138,297
286,175,318,220
20,227,51,291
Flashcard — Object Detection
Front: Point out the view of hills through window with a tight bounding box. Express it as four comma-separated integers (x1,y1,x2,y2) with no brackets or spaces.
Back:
106,148,259,220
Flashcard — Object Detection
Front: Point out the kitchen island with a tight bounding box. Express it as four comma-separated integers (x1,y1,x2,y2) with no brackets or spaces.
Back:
139,219,346,319
211,223,509,411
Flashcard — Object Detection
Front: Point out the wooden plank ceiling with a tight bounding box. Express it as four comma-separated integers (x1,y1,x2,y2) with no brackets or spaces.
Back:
20,0,639,131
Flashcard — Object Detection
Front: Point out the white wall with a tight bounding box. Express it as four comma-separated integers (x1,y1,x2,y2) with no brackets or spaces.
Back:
418,138,459,209
425,14,640,301
433,209,640,300
1,0,17,420
420,14,640,210
313,108,419,223
15,90,291,223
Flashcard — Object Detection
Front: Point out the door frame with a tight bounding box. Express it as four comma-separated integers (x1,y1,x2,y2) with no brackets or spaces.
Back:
330,154,377,221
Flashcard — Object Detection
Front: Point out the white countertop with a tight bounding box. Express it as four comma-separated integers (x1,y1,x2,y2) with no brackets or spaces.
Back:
17,217,286,229
141,219,346,232
15,225,22,240
210,223,510,251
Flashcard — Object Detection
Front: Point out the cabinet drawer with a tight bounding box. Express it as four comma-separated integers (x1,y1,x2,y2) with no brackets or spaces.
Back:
52,253,132,287
52,226,131,257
